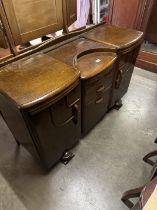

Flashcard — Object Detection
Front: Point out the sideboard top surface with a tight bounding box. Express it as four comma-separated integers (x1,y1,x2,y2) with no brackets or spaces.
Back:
48,37,117,79
84,25,144,49
0,54,80,109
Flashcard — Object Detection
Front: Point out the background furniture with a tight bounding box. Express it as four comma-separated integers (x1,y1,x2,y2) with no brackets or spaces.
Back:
122,177,157,210
122,138,157,209
108,0,157,74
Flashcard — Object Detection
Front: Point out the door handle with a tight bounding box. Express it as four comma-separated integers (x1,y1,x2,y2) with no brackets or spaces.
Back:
115,69,123,89
95,97,103,104
96,85,105,93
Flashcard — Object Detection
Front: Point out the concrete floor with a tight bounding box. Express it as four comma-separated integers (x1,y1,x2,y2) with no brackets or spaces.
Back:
0,67,157,210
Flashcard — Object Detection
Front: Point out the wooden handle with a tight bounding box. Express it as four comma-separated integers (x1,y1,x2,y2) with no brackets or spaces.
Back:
95,97,103,104
115,69,123,89
96,85,105,93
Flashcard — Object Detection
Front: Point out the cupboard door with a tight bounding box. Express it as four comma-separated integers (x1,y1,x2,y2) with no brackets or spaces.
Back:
65,0,77,26
2,0,63,45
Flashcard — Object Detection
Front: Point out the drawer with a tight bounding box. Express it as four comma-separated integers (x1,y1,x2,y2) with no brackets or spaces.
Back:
83,70,114,104
82,87,111,134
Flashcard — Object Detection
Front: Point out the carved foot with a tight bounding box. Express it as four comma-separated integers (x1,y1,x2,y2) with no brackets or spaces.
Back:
121,187,143,209
114,99,123,110
143,151,157,166
61,151,75,165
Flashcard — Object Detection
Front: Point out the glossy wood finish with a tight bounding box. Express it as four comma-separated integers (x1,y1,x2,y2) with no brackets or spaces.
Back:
49,38,115,63
84,25,143,50
74,50,117,79
0,54,80,110
2,0,63,45
0,83,81,168
84,25,143,108
0,23,143,167
48,38,117,134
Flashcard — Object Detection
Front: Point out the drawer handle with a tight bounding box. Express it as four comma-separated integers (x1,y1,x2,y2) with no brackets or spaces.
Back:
51,104,79,127
96,85,105,93
73,104,79,124
115,69,123,89
95,97,103,104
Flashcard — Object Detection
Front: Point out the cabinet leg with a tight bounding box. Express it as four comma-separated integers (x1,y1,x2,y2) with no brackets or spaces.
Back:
143,151,157,166
61,151,75,165
154,137,157,144
121,187,143,209
114,99,123,110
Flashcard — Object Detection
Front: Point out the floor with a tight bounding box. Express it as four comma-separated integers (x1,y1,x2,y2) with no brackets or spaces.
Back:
142,42,157,54
0,67,157,210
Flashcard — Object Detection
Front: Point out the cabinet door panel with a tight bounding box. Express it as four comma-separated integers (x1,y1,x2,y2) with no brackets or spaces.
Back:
109,0,143,29
66,0,77,26
2,0,63,45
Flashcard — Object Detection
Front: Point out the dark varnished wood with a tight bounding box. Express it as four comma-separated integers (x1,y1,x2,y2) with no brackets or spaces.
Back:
48,38,116,68
83,25,143,50
48,38,117,134
84,25,143,108
0,54,80,110
0,23,143,167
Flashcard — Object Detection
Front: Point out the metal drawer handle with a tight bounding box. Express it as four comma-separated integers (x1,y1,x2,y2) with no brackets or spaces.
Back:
95,97,103,104
96,85,105,93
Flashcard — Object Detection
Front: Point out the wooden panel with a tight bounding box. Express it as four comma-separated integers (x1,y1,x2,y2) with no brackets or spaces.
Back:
66,0,77,26
145,0,157,43
2,0,63,45
109,0,144,29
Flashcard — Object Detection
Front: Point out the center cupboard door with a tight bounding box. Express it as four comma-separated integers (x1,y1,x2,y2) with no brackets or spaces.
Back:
2,0,63,45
